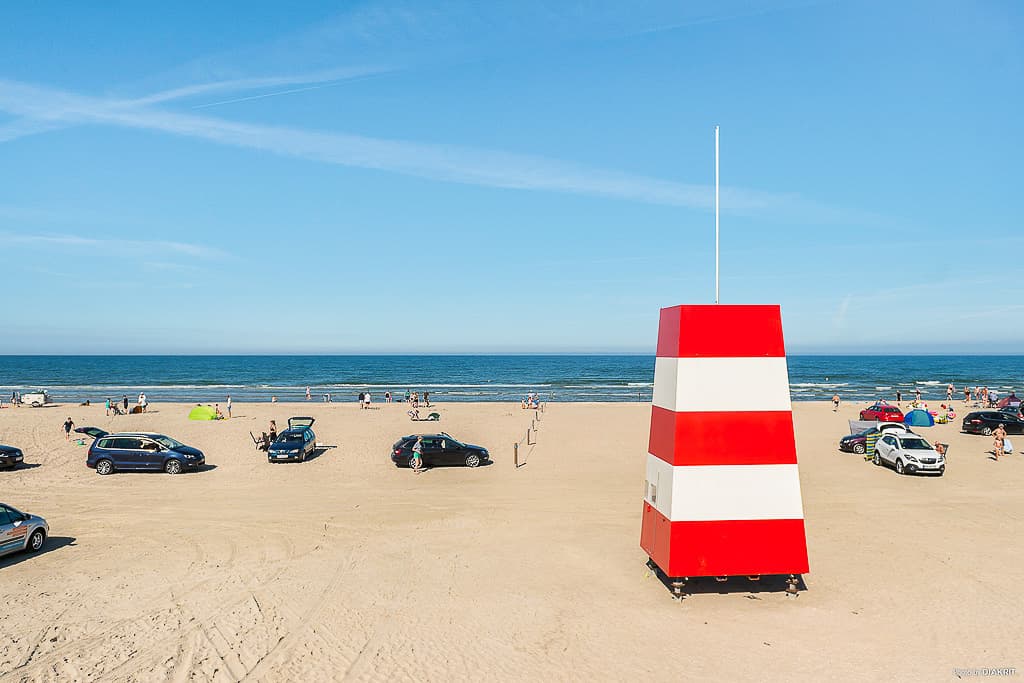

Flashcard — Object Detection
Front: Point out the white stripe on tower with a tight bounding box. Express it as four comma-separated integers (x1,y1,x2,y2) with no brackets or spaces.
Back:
652,356,793,413
645,455,804,521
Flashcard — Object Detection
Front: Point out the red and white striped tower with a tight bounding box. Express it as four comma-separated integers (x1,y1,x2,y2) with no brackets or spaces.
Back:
640,304,809,583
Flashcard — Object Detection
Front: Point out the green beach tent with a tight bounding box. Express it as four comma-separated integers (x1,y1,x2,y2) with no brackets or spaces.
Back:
188,405,217,421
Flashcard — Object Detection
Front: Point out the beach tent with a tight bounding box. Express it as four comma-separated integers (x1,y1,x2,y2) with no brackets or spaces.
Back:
188,405,217,421
903,409,935,427
996,394,1020,408
848,420,878,434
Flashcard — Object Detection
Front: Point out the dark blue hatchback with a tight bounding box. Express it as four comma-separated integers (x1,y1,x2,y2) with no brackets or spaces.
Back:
86,432,205,475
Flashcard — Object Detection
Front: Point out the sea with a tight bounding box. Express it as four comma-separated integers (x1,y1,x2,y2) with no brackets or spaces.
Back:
0,355,1022,404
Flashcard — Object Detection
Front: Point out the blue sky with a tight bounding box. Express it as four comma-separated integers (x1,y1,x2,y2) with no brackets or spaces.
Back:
1,0,1021,354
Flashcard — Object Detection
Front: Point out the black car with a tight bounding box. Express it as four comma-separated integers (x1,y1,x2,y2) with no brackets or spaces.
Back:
267,417,316,463
996,405,1023,419
0,445,24,470
391,433,490,468
962,411,1024,436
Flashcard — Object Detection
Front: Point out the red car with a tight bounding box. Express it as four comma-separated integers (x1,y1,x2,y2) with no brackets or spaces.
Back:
859,403,905,422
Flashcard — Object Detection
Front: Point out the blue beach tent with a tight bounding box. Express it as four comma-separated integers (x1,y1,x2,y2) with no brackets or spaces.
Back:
904,409,935,427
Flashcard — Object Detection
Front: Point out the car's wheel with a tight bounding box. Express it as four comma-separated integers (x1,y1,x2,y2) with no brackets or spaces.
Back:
27,529,45,552
853,443,866,455
165,459,183,475
95,459,114,476
896,459,905,475
30,401,41,408
873,451,881,466
859,412,867,420
465,453,481,468
981,426,993,436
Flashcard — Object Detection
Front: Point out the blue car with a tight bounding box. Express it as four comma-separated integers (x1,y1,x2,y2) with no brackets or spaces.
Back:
267,417,316,463
85,431,205,475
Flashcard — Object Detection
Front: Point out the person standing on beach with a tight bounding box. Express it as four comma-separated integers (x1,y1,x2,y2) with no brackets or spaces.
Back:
831,394,840,412
405,389,411,403
306,386,311,401
122,394,129,412
411,436,424,473
226,395,232,419
139,392,148,413
964,386,970,403
269,420,278,441
947,384,954,401
896,389,902,406
993,423,1007,460
424,391,430,407
364,392,371,409
385,391,391,403
105,398,111,416
63,416,75,441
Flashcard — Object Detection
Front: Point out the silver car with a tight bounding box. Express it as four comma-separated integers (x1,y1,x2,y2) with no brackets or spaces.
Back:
872,433,945,476
0,503,49,558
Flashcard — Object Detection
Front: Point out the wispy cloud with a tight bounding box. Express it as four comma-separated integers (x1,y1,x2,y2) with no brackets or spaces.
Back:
0,231,225,259
128,65,390,107
0,77,863,219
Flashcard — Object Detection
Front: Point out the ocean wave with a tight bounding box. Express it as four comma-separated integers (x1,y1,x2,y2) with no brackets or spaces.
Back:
790,383,849,388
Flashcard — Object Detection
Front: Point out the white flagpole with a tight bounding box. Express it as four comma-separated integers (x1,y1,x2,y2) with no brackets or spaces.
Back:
715,125,720,304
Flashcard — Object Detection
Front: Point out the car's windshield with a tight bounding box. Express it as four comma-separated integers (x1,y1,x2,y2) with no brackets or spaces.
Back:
277,431,304,443
153,436,184,449
900,438,931,450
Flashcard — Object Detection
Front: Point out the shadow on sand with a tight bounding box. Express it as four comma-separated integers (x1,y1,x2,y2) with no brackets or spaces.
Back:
0,536,77,569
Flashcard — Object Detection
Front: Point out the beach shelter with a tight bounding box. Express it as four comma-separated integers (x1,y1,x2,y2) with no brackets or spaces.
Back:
903,409,935,427
188,405,217,421
996,394,1020,408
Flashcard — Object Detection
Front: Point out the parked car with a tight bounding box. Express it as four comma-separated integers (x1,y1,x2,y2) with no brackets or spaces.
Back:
74,426,109,439
391,433,490,468
86,432,205,475
839,421,905,454
839,424,912,454
267,417,316,463
961,411,1024,436
20,390,51,408
996,405,1023,419
872,433,945,475
859,403,905,422
838,428,876,455
0,445,25,470
0,503,48,558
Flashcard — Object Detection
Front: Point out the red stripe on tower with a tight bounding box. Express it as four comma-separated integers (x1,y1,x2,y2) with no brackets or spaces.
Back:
641,305,809,578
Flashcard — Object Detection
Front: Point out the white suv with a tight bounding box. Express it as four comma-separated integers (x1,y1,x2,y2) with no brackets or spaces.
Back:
873,433,945,476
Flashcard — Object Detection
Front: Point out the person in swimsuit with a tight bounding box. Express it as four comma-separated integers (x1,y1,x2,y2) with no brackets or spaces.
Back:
63,417,75,441
831,394,840,411
993,424,1007,460
269,420,278,441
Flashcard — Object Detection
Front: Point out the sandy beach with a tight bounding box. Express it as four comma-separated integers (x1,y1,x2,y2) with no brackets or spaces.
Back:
1,399,1021,682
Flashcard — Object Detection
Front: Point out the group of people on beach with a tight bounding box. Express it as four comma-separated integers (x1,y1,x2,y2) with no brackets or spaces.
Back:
521,393,540,409
891,384,1015,409
101,393,148,416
